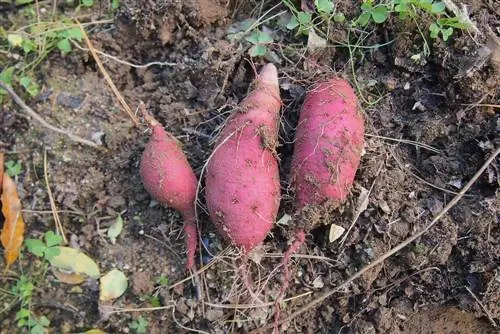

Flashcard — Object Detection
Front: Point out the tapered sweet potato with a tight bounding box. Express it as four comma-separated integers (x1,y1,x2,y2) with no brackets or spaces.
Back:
139,108,198,270
205,64,282,252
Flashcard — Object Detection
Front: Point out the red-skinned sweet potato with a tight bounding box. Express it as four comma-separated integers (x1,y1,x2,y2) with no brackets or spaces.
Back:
291,77,364,210
277,77,364,309
139,106,198,270
205,64,282,253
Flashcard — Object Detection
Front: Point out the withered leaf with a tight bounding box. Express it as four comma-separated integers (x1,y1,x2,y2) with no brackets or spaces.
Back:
0,153,4,190
1,173,25,268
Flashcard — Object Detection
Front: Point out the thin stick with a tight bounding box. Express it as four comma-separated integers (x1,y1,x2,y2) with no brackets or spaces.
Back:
74,19,139,126
171,307,210,334
365,133,442,154
71,41,177,68
459,103,499,109
106,304,174,315
251,147,500,333
205,291,313,310
0,82,101,150
44,150,68,244
465,286,498,328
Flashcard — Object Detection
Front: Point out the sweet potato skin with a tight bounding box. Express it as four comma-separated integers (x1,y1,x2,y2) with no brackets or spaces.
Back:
140,122,198,269
291,78,364,209
140,125,198,216
205,64,282,252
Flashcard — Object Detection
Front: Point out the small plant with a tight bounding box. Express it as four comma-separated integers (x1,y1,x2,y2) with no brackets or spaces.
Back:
129,316,149,334
25,231,63,261
283,0,345,37
356,2,389,26
155,275,169,287
354,0,470,42
0,2,96,101
12,276,51,334
245,29,274,57
5,160,23,177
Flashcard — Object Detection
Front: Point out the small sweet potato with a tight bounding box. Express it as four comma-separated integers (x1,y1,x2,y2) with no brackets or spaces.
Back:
139,108,198,270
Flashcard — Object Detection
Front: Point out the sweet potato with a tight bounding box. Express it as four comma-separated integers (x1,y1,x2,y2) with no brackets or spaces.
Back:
277,77,364,306
291,77,364,211
205,64,282,252
139,107,198,270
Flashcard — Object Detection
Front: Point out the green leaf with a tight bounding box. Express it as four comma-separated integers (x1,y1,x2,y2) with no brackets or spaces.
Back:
360,2,372,11
130,316,148,334
357,12,371,26
149,296,160,307
19,76,31,88
438,17,470,29
297,11,312,25
7,34,23,47
286,16,299,30
44,247,61,261
112,0,120,9
371,5,389,23
5,160,23,177
30,323,46,334
81,0,93,7
56,39,71,53
64,27,84,41
155,275,169,286
395,3,408,13
227,18,256,34
25,239,46,257
248,44,267,57
333,13,345,23
108,215,123,245
245,30,273,45
21,39,36,53
315,0,334,14
25,83,40,97
0,67,15,87
431,2,445,13
45,231,63,247
38,316,50,327
429,23,439,38
441,27,453,41
19,281,35,298
16,308,30,320
100,269,128,300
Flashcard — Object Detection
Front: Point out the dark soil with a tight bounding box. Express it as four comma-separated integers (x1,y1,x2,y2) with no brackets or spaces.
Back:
1,0,498,333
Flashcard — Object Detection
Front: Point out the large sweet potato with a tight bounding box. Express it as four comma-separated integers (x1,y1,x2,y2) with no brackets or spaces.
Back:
205,64,282,252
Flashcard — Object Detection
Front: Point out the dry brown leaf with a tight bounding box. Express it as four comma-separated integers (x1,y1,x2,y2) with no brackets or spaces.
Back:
1,173,25,268
0,153,4,190
52,268,86,285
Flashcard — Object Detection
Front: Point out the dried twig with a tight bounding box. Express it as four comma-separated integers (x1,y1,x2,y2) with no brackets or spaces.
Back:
205,291,313,310
71,41,177,68
465,286,498,328
74,19,139,126
365,133,442,154
43,150,68,244
251,147,500,333
0,81,101,149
